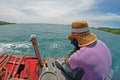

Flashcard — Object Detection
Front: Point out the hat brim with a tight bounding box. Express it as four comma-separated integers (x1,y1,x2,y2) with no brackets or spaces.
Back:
67,32,97,47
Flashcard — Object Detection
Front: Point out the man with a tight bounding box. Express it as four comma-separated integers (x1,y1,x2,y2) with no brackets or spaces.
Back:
55,20,112,80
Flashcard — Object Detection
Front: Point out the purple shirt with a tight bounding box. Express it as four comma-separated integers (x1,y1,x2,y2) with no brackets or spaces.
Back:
68,40,112,80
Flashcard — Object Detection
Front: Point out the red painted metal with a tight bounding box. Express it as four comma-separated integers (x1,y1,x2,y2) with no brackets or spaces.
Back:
0,54,39,80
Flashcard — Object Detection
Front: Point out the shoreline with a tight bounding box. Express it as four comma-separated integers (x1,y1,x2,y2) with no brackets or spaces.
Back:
95,27,120,35
0,21,15,25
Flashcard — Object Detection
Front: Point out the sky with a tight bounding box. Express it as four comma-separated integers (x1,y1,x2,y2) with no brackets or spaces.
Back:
0,0,120,27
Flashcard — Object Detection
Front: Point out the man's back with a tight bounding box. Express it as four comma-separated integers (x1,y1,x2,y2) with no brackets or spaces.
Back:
68,40,112,80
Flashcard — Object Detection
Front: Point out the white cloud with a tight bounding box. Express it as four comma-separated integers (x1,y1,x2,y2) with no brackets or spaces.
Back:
88,13,120,21
0,0,97,22
0,4,24,17
82,13,120,27
25,1,70,17
0,0,120,27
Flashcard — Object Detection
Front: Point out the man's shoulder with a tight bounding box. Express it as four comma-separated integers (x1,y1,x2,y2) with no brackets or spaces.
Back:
97,40,107,46
97,39,105,43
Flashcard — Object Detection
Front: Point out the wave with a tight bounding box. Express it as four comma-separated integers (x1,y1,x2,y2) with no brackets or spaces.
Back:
49,43,60,49
0,42,32,55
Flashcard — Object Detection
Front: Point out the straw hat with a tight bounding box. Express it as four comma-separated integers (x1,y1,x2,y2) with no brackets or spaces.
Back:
68,20,97,47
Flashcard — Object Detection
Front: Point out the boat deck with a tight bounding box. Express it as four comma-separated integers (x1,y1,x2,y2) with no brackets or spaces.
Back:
39,57,114,80
0,53,119,80
39,57,72,80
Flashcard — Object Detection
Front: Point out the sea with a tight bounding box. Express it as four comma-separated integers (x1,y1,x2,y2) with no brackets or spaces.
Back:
0,23,120,72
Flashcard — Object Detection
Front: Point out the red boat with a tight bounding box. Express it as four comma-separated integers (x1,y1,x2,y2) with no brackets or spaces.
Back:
0,35,119,80
0,35,41,80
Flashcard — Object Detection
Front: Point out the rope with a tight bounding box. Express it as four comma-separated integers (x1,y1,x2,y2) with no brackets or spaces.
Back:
0,54,11,80
0,54,11,72
0,67,9,80
0,53,8,59
3,67,9,80
0,71,6,77
12,55,25,78
6,56,19,80
0,54,26,80
0,54,9,66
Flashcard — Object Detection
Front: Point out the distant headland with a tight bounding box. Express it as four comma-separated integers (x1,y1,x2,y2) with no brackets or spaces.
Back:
0,21,15,25
94,27,120,35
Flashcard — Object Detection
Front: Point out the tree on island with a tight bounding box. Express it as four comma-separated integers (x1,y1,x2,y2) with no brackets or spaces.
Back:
0,21,15,25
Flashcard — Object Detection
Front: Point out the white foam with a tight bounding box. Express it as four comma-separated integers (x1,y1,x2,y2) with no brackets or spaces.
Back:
0,42,32,53
49,43,60,49
14,43,31,48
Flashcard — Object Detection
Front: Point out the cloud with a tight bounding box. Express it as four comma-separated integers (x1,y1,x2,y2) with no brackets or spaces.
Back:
21,0,96,17
88,13,120,21
0,0,96,22
0,4,24,17
0,0,120,27
83,13,120,27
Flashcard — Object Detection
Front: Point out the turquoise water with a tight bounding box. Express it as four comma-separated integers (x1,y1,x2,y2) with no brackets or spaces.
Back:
0,24,120,72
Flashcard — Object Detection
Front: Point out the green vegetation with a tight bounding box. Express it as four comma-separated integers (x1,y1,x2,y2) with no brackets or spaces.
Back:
0,21,15,25
96,27,120,35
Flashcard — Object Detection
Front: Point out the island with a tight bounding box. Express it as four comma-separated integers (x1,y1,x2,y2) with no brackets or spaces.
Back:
96,27,120,35
0,21,15,25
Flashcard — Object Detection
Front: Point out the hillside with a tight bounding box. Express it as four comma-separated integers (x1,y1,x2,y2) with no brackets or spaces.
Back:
96,27,120,35
0,21,15,25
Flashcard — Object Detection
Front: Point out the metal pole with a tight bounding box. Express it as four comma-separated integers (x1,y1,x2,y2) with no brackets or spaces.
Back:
30,34,42,67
